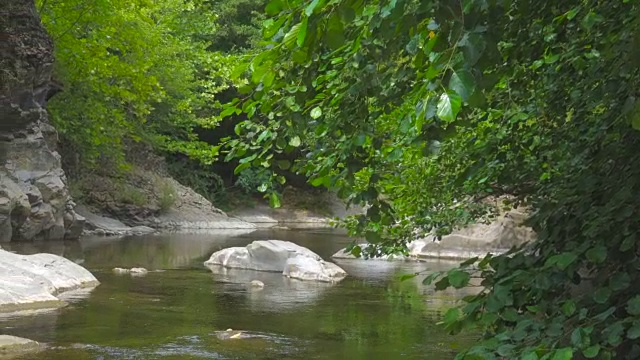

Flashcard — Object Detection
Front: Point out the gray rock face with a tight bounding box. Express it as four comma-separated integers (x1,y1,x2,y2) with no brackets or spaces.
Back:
205,240,347,282
0,1,84,242
0,248,99,311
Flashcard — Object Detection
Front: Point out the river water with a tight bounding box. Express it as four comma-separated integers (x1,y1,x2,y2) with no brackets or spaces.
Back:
1,229,475,359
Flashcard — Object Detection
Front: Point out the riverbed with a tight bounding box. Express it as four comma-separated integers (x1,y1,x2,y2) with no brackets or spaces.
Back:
0,229,475,359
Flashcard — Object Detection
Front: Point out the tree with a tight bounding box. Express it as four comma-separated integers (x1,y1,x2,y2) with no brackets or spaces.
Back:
37,0,228,170
222,0,640,358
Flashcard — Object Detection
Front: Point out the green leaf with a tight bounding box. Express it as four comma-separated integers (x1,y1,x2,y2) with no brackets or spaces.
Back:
265,0,284,15
422,271,441,285
620,236,635,251
443,308,461,323
627,296,640,315
365,231,382,243
561,300,576,316
399,273,418,281
234,162,251,175
304,0,321,16
297,17,308,47
436,91,462,122
262,71,276,87
220,106,237,118
628,321,640,340
593,287,611,304
447,269,471,289
434,277,450,290
609,272,630,291
585,246,607,264
289,136,301,147
449,70,475,101
545,252,577,270
460,256,479,267
310,107,323,119
551,348,573,360
276,159,291,170
269,192,281,208
582,345,600,359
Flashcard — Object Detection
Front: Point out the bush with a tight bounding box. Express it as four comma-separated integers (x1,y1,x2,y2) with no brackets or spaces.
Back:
156,178,176,213
117,184,148,207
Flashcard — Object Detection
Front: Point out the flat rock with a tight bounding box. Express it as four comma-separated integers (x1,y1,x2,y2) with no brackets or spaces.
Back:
0,249,99,312
205,240,347,283
0,335,42,357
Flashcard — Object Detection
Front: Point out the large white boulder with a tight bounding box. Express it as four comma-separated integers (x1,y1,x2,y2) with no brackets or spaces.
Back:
204,240,347,282
0,249,99,311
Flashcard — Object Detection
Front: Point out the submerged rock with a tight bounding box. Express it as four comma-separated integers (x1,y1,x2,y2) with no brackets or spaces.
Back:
204,240,347,283
112,267,148,276
0,335,42,357
214,329,244,340
0,249,99,312
250,280,265,288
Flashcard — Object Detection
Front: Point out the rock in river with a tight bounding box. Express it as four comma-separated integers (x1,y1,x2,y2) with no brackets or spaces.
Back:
0,248,99,312
204,240,347,283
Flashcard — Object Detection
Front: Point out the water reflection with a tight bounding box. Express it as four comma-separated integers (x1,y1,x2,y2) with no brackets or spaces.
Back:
1,229,476,359
207,265,337,312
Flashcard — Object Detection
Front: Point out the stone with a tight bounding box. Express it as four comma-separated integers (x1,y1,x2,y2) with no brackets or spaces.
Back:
0,1,84,242
130,267,148,275
112,267,148,276
0,335,42,357
205,240,347,283
0,249,99,312
283,255,347,282
332,209,535,261
249,280,265,288
214,329,244,340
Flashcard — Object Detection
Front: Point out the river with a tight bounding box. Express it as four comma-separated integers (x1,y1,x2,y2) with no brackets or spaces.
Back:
0,229,475,359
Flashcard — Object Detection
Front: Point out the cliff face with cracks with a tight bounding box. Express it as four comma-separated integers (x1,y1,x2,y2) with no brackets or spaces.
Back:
0,0,84,242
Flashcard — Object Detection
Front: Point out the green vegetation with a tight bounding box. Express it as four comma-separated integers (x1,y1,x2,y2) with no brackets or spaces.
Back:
156,177,177,213
32,0,640,358
37,0,233,169
220,0,640,359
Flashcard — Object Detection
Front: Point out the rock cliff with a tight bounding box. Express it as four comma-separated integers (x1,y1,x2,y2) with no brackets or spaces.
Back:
0,1,84,242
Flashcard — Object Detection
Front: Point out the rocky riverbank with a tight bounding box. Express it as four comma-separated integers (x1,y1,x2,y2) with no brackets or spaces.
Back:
333,207,535,261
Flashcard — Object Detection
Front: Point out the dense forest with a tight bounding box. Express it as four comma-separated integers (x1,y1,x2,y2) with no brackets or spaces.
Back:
27,0,640,358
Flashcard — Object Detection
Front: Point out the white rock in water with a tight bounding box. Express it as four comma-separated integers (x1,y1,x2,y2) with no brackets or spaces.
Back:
0,249,99,311
112,267,130,274
130,267,148,275
0,335,42,355
204,240,347,283
283,255,347,282
249,280,264,288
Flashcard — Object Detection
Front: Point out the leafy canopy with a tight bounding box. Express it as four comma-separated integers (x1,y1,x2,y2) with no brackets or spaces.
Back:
222,0,640,358
38,0,231,168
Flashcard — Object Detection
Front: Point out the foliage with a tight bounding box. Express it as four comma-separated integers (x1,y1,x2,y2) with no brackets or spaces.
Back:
116,184,148,207
155,178,177,213
204,0,268,52
166,158,226,204
221,0,640,358
234,167,276,194
37,0,226,169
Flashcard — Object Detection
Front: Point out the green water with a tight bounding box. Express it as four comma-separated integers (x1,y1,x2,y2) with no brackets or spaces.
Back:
1,229,475,359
